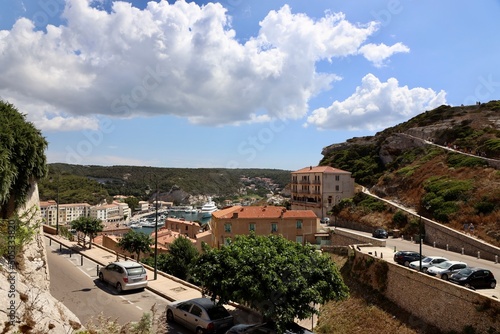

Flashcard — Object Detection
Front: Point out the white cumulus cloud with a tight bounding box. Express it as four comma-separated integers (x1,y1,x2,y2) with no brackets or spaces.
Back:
358,42,410,67
0,0,413,132
306,74,447,131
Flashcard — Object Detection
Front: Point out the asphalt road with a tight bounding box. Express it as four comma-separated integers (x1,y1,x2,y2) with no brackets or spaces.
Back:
44,236,190,333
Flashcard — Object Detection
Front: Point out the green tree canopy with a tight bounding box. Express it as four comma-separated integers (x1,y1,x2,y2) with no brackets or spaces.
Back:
164,236,199,280
118,230,153,262
0,101,48,219
70,216,104,249
191,234,349,332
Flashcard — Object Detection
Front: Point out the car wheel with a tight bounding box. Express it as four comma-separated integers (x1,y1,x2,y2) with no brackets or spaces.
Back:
166,310,174,323
441,274,448,280
195,327,204,334
404,261,410,267
491,281,497,289
422,267,428,273
464,283,471,289
98,272,104,282
116,283,123,293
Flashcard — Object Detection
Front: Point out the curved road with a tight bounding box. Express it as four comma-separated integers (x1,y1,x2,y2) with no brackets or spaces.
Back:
45,236,190,333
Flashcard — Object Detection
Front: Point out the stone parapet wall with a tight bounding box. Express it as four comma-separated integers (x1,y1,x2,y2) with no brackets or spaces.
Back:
332,228,386,247
351,249,500,333
422,217,500,262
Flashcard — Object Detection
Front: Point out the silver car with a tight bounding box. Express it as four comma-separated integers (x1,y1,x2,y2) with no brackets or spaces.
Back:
166,297,234,334
409,256,448,273
426,260,467,280
98,261,148,293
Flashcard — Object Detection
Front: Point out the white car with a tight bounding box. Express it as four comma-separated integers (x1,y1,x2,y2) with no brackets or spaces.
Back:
426,261,467,280
409,256,448,273
98,261,148,293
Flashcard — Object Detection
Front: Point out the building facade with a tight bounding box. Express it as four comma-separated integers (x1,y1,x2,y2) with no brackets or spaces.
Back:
290,166,355,218
40,201,91,225
210,206,320,248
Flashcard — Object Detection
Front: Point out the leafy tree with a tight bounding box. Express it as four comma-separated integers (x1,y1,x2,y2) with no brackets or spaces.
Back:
0,101,48,219
163,236,199,280
192,234,349,333
124,197,140,213
118,230,153,262
71,216,104,249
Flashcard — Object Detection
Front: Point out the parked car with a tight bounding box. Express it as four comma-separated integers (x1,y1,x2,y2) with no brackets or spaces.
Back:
166,297,234,334
98,261,148,293
320,217,330,224
426,261,468,280
409,256,448,273
449,267,497,289
393,251,424,266
372,228,388,239
226,321,314,334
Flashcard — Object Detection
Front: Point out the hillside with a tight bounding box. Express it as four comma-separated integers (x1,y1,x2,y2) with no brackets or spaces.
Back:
39,164,291,205
321,101,500,247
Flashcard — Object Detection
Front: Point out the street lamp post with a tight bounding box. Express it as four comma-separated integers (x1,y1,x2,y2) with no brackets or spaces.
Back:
419,215,424,272
56,180,59,235
146,174,159,280
50,174,60,235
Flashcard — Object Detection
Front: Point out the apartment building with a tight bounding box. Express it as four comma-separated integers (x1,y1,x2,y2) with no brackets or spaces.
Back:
210,205,320,247
290,166,355,218
90,203,122,223
40,201,91,225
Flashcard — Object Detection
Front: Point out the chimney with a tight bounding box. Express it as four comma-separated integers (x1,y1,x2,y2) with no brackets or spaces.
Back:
309,166,312,170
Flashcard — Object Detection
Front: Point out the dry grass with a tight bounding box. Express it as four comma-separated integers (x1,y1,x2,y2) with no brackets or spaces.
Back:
315,255,443,334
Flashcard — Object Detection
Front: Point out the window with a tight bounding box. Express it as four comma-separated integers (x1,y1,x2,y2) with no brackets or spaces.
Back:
271,223,278,232
249,223,255,232
296,236,303,244
335,175,340,181
296,220,302,229
190,305,203,317
335,185,339,191
224,223,232,233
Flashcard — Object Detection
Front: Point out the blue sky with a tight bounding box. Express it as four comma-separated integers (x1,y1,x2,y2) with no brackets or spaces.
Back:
1,1,499,171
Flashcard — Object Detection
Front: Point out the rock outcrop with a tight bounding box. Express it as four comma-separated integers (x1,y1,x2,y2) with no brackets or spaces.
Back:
0,183,83,333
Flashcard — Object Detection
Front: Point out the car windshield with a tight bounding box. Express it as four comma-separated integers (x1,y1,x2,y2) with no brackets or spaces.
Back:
206,305,231,320
457,268,473,275
126,266,145,276
422,257,432,263
434,261,452,269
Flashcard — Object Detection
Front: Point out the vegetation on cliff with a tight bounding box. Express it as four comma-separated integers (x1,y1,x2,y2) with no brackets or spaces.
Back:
322,102,500,247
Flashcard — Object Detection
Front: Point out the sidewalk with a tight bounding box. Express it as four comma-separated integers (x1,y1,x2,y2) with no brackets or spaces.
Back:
44,234,317,330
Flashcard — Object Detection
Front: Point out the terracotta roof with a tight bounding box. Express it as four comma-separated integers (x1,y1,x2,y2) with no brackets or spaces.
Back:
212,206,316,219
291,166,351,174
282,210,318,218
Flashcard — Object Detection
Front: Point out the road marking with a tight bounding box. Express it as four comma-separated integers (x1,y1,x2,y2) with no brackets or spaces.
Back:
136,306,143,310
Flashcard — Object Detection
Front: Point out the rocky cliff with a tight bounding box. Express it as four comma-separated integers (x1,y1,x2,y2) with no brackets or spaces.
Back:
320,102,500,246
0,183,83,333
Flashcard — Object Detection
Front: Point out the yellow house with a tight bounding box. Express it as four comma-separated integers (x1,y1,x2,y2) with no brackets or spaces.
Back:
210,206,319,247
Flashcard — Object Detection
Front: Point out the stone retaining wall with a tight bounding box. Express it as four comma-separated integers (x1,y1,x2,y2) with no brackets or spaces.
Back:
422,217,500,262
351,248,500,333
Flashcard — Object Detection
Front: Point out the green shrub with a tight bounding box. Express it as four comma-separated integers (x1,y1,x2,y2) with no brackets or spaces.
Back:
474,200,496,215
447,153,488,168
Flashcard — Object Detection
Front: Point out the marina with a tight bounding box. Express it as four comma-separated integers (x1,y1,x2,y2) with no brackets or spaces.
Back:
128,208,212,234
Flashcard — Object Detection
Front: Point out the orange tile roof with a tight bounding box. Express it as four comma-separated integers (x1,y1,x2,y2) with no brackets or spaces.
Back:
291,166,351,174
212,206,317,219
